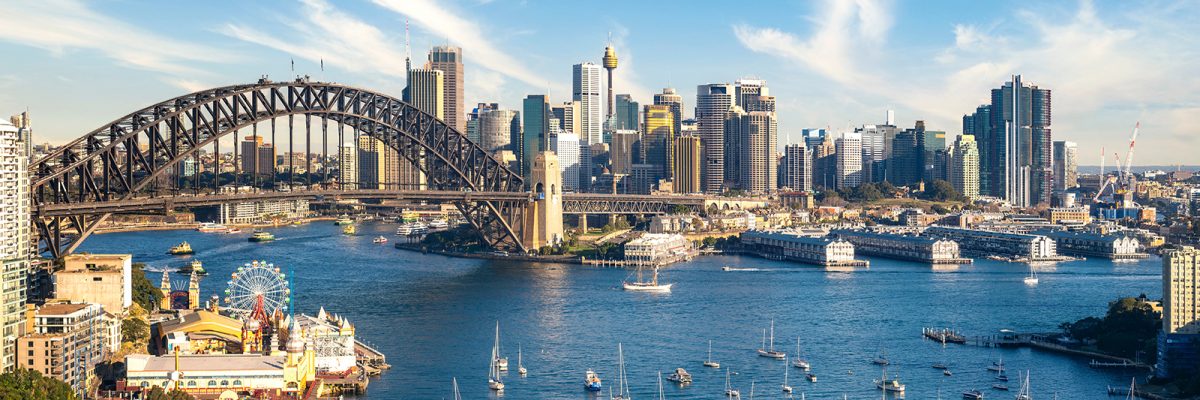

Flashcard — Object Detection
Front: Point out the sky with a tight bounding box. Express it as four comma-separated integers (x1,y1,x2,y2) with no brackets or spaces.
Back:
0,0,1197,165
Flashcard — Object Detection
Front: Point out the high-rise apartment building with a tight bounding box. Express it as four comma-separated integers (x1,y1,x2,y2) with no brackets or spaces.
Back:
969,75,1052,206
695,83,734,193
427,46,464,132
478,109,520,155
1053,140,1078,192
338,142,357,190
855,125,891,183
356,136,389,189
521,95,550,179
673,135,702,194
1163,246,1200,334
653,88,683,139
725,109,777,193
780,143,812,192
240,136,275,176
0,118,30,372
407,68,444,120
835,132,863,189
573,62,603,144
642,104,675,180
949,134,980,200
17,303,106,395
615,94,639,131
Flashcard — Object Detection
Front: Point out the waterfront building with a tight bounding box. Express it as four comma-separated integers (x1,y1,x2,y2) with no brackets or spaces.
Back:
521,94,551,179
924,226,1059,261
219,199,310,225
696,83,735,193
478,108,520,154
17,302,107,396
573,62,603,144
653,88,684,141
725,109,777,194
406,68,444,120
1035,230,1147,260
780,143,812,192
835,132,863,189
1053,140,1079,193
673,135,702,194
969,75,1053,206
948,134,980,200
643,104,675,180
297,308,357,373
0,118,30,371
154,310,246,355
1158,246,1200,379
56,254,132,314
622,234,697,266
553,131,583,192
740,230,862,266
832,230,967,264
426,46,463,131
240,136,275,176
337,142,356,190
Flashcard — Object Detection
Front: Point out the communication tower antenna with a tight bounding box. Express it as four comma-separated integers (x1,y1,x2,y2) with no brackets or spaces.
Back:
405,20,411,75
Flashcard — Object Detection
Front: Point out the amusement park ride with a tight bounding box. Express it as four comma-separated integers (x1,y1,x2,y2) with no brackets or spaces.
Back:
223,261,292,352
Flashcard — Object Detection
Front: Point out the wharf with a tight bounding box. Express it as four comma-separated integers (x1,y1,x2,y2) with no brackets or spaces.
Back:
967,331,1153,370
1106,385,1167,399
354,340,391,372
922,327,967,344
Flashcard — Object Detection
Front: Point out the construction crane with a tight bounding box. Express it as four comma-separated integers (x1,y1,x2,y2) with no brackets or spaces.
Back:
1094,123,1142,206
1120,122,1141,188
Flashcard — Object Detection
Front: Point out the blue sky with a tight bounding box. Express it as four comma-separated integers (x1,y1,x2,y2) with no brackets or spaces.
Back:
0,0,1196,164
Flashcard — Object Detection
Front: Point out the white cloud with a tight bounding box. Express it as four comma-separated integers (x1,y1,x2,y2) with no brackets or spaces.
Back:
608,24,653,104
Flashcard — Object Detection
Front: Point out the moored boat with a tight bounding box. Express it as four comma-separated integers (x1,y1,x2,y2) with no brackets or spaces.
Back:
584,369,603,392
372,236,388,244
756,321,786,359
489,322,505,391
704,340,720,368
623,265,672,292
962,389,984,399
196,222,227,233
667,367,692,384
792,337,811,370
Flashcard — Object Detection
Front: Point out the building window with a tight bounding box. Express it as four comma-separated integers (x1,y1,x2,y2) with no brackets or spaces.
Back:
93,277,103,282
208,380,217,386
220,380,228,386
140,382,149,388
233,380,241,386
187,380,196,387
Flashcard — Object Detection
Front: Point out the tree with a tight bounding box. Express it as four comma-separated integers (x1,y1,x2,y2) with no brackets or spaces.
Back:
669,204,691,215
131,263,162,311
0,368,76,400
144,386,195,400
122,317,149,345
922,180,964,202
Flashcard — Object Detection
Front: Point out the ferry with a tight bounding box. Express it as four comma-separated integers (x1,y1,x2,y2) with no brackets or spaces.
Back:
248,230,275,242
666,368,692,384
584,369,603,391
334,216,353,225
167,242,194,255
179,260,206,276
429,219,449,230
373,236,388,244
343,224,357,235
395,222,429,236
196,222,227,233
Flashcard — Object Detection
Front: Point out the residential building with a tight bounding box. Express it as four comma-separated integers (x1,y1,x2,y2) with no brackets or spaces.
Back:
835,132,863,189
948,134,980,200
18,302,107,396
653,88,683,140
573,62,603,144
780,144,812,192
56,254,132,315
0,119,30,371
337,142,356,190
673,136,702,194
696,83,735,193
356,136,388,189
924,226,1059,261
740,230,861,266
1158,246,1200,379
240,136,275,176
1036,230,1147,260
970,75,1053,206
855,124,890,183
406,68,444,120
1053,140,1078,192
553,131,583,192
726,109,777,193
478,108,520,154
521,95,550,179
832,230,966,264
642,104,675,180
426,46,463,131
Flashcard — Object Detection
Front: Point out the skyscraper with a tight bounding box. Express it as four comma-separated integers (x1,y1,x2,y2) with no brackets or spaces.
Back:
949,134,980,200
521,95,550,179
553,131,583,192
1164,246,1200,334
780,143,812,193
407,68,444,120
240,136,275,176
466,103,498,144
890,128,922,186
642,104,675,180
609,130,639,175
856,125,887,183
338,142,357,190
919,127,947,183
478,108,520,155
357,135,389,189
551,101,582,135
1053,140,1078,192
673,135,702,194
653,88,683,139
0,118,29,371
427,46,463,132
695,83,734,193
971,75,1052,206
836,132,863,189
725,109,777,193
573,63,603,144
615,94,639,131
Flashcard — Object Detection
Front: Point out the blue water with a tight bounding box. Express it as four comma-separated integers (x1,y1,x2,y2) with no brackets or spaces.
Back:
79,222,1162,399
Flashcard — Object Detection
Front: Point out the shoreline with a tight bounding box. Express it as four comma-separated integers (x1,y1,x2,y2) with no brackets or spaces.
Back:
392,242,585,265
94,216,338,235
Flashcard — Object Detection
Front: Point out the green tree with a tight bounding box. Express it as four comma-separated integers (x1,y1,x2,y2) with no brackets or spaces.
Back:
122,317,149,345
0,368,76,400
144,386,195,400
669,204,691,215
922,180,964,202
131,263,162,311
1061,296,1161,361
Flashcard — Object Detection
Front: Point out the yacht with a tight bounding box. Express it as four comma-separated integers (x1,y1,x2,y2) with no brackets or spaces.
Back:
584,369,603,392
704,340,721,368
612,343,631,400
993,383,1009,391
1023,267,1039,286
623,265,673,292
872,350,890,366
429,219,450,230
196,222,227,233
724,368,740,398
987,357,1005,372
167,242,194,255
1014,371,1032,400
517,344,527,376
756,321,786,359
666,367,692,384
248,230,275,242
781,358,793,393
792,337,811,370
962,390,984,399
489,322,505,391
874,366,905,393
372,236,388,244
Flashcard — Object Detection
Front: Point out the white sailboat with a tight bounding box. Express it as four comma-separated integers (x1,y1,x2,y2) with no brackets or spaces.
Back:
782,357,793,393
757,321,787,359
1024,266,1039,285
792,337,811,370
1015,370,1032,400
704,340,721,368
494,321,509,372
725,368,741,398
488,323,505,391
623,265,673,292
518,344,527,376
452,377,461,400
613,343,632,400
658,371,666,400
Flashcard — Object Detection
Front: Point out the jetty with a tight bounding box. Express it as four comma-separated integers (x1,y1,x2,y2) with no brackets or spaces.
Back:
922,327,967,344
966,330,1153,370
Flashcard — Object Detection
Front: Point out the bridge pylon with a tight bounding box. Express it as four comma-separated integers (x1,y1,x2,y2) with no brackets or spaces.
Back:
522,151,564,251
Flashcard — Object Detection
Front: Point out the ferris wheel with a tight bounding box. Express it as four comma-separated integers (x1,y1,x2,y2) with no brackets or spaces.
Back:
224,260,290,317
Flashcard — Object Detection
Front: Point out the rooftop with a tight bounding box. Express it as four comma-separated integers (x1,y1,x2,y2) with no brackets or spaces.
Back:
126,353,286,373
37,303,93,317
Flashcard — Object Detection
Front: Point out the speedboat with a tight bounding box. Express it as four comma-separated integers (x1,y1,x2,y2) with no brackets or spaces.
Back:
584,369,603,391
667,368,692,384
806,373,817,382
944,369,953,376
372,236,388,244
962,390,984,399
167,242,194,255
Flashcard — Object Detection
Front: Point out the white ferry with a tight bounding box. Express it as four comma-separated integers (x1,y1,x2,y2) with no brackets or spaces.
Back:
196,222,228,233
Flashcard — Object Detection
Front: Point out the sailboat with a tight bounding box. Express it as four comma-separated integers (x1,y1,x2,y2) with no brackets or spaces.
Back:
757,321,787,359
792,337,811,370
1015,370,1033,400
874,365,906,393
704,340,721,368
658,371,666,400
725,368,741,398
613,343,631,400
1024,266,1039,285
494,322,509,372
517,344,527,376
488,323,505,391
452,377,461,400
623,265,673,292
782,357,793,393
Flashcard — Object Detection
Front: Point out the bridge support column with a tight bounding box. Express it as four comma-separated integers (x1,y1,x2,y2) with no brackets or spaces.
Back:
523,151,564,251
578,214,589,232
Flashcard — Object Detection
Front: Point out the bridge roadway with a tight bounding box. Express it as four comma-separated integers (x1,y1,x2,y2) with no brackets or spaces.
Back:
35,189,716,217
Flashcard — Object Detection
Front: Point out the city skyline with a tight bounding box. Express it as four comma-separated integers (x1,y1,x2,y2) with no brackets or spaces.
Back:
0,0,1197,164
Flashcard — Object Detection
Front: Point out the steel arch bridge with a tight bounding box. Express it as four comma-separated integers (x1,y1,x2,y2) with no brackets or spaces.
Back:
31,78,528,257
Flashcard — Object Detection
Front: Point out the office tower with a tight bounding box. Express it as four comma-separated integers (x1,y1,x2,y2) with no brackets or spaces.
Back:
780,143,812,192
0,119,29,371
1164,246,1200,334
338,142,357,189
602,44,618,119
856,125,887,183
478,108,520,154
521,95,550,179
573,63,603,144
551,101,582,135
407,68,444,120
725,109,777,193
427,46,464,131
971,75,1052,206
836,132,863,189
673,135,702,194
1053,140,1078,192
643,104,675,180
467,103,499,144
554,131,583,192
614,94,639,131
809,132,836,189
696,83,735,193
949,134,980,200
734,79,768,109
356,135,389,189
653,88,684,139
610,130,639,175
919,126,947,182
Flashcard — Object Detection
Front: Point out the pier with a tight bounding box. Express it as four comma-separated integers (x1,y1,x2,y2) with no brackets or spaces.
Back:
966,331,1154,370
922,327,967,344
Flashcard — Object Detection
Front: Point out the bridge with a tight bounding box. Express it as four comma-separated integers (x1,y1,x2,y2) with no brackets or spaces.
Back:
29,78,758,258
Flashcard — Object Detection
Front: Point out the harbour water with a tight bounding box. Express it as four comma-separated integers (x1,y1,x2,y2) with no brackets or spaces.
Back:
79,222,1162,399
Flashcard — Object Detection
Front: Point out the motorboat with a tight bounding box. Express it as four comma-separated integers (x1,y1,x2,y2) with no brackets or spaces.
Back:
666,368,692,384
623,265,672,292
167,242,194,255
806,373,816,382
372,236,388,244
962,390,984,399
196,222,227,233
429,219,449,230
944,369,953,376
872,350,890,365
584,369,603,392
224,227,242,234
248,230,275,242
756,321,787,359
